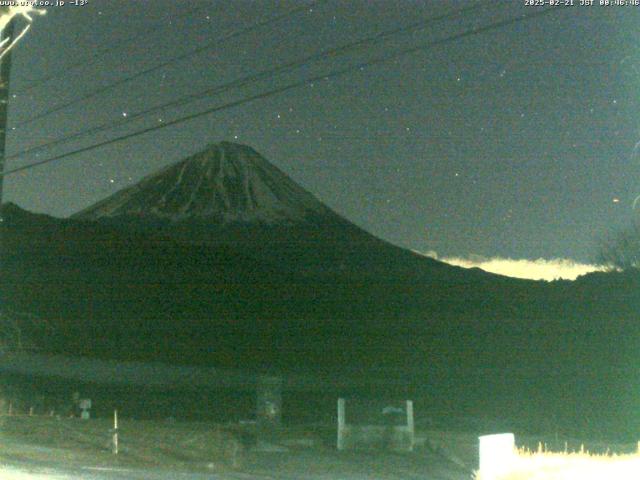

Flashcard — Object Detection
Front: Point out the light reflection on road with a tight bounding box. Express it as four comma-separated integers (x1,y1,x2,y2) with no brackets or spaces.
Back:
0,464,223,480
0,466,68,480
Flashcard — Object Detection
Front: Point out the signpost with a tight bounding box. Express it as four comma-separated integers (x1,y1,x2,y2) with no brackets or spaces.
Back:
79,398,91,420
112,409,119,455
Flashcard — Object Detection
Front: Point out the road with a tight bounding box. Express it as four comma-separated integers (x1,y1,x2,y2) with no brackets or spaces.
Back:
1,462,472,480
2,454,472,480
0,437,474,480
1,463,222,480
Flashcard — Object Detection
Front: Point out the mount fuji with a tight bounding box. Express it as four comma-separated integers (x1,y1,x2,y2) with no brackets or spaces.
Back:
73,142,335,225
71,141,463,278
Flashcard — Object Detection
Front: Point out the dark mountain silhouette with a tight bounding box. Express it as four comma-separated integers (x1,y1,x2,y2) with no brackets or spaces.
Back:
71,142,481,279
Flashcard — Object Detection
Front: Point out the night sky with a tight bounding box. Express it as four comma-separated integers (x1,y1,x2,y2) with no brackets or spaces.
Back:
3,0,640,266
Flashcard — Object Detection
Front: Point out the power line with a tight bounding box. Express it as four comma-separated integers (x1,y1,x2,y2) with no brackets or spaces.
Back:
1,5,570,179
14,3,212,95
11,1,320,128
6,0,498,162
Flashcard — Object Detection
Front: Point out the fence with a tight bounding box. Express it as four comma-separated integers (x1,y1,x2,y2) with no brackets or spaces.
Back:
336,397,414,452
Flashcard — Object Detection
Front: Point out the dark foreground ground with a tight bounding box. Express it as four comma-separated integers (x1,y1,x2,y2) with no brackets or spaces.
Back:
0,415,475,479
0,416,636,480
0,447,472,480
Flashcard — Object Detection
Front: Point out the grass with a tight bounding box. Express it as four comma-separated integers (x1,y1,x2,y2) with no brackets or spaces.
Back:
474,443,640,480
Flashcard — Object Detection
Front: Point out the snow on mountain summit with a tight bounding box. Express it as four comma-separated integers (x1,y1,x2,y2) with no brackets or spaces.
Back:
73,142,333,224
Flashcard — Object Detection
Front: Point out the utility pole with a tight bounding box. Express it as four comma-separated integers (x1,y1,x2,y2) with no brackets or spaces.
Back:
0,16,15,205
0,14,14,316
